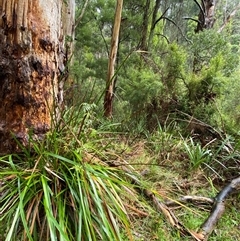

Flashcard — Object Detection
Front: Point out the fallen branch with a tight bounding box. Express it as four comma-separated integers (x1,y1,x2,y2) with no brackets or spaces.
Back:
197,176,240,240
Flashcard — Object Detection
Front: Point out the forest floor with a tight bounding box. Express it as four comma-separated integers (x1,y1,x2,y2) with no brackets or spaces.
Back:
1,127,239,241
112,136,240,241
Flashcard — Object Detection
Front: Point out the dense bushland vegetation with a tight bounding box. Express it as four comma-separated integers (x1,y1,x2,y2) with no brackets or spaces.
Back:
73,0,240,134
1,0,240,240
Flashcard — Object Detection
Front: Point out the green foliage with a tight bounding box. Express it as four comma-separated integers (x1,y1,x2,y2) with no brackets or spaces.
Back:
183,138,212,170
147,120,182,162
181,29,240,128
190,29,239,73
187,52,225,120
73,0,240,134
117,42,187,129
216,68,240,132
125,63,162,112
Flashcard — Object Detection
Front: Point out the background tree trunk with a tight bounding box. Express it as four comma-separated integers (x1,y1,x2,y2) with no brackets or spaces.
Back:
148,0,161,48
139,0,151,51
104,0,123,118
195,0,216,32
0,0,75,154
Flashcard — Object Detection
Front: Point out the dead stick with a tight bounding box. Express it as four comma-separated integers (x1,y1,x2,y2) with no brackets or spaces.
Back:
198,176,240,240
165,195,214,207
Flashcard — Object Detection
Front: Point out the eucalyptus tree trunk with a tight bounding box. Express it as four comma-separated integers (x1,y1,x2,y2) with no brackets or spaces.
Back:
104,0,123,118
0,0,75,154
148,0,161,48
195,0,216,32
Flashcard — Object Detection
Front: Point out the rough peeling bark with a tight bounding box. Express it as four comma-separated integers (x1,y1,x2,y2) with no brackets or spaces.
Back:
0,0,75,154
195,0,216,32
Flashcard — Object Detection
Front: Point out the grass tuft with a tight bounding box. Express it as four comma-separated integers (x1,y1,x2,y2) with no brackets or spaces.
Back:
0,107,133,241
